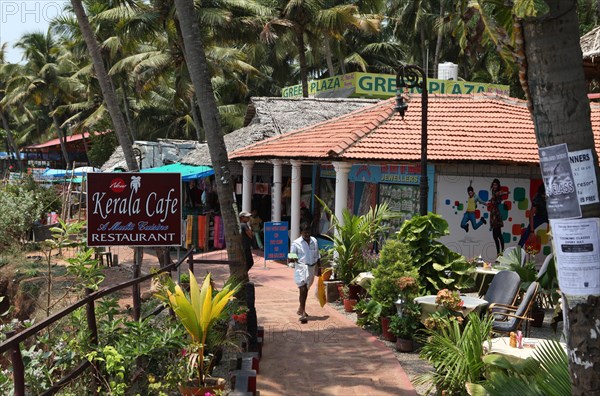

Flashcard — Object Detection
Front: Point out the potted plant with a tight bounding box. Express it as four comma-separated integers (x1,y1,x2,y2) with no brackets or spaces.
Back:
316,197,392,285
319,248,334,281
340,285,357,312
165,270,240,394
423,289,465,331
354,298,369,321
389,301,422,352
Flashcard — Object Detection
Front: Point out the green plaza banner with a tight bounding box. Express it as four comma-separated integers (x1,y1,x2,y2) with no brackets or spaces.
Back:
281,72,510,98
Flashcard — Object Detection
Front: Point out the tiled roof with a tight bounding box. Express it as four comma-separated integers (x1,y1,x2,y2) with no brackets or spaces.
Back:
181,97,377,166
22,131,108,150
229,94,600,164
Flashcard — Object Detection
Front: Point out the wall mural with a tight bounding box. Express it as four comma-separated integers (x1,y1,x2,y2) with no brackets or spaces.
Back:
436,175,551,264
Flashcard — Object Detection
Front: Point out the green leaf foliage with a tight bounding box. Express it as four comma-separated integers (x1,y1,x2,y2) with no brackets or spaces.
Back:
370,238,418,317
396,213,475,294
479,339,570,396
316,196,393,284
416,313,494,395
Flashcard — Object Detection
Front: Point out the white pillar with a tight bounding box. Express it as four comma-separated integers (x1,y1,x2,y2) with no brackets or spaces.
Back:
271,159,283,222
290,160,302,242
240,160,254,213
333,162,352,227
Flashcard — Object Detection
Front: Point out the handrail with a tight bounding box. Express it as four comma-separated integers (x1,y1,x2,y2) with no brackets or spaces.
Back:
0,248,194,354
0,247,237,395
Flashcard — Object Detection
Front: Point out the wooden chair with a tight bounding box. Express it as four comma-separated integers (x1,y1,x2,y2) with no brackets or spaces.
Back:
489,281,539,336
95,247,113,267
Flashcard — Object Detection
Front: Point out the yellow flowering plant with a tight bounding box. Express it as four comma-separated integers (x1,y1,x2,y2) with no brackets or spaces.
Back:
166,271,240,387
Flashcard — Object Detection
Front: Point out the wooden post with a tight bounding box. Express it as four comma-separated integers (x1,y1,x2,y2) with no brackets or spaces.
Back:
85,288,101,390
132,247,142,321
246,283,258,351
7,331,25,396
187,252,194,275
85,289,98,344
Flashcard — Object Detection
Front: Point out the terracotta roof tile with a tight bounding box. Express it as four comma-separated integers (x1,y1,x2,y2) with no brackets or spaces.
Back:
229,94,600,164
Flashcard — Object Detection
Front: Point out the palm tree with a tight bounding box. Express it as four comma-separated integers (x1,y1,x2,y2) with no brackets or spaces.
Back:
69,0,138,171
260,0,344,97
2,31,80,168
0,45,24,171
460,1,600,391
173,0,246,280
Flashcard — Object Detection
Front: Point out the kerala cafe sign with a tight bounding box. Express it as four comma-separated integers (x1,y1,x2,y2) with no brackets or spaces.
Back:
87,173,181,246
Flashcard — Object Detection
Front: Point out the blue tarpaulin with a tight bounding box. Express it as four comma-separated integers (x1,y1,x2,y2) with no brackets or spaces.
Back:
41,167,101,179
140,163,214,181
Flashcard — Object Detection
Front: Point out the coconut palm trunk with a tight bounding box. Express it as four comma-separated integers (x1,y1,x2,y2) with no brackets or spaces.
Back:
70,0,138,172
190,96,203,141
295,28,310,98
52,114,71,169
1,112,23,171
522,1,600,393
173,0,247,280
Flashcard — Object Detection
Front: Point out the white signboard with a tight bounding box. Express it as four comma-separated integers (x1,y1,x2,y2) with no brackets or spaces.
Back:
550,218,600,296
569,149,599,205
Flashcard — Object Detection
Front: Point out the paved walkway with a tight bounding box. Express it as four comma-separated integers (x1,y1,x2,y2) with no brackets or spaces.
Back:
124,248,417,395
247,253,417,395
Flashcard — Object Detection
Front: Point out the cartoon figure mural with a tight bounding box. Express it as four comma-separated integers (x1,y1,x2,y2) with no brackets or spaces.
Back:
518,181,549,252
460,182,487,232
488,178,510,256
437,175,551,264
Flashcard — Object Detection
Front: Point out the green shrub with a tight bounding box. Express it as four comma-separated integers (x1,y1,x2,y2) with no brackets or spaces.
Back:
396,213,475,294
370,239,418,317
316,197,393,284
416,313,494,395
388,301,422,340
0,183,45,250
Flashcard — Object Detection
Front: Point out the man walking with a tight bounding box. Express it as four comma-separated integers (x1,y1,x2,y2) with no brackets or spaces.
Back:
288,222,320,323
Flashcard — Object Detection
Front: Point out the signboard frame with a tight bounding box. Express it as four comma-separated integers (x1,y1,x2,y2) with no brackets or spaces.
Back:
263,221,289,262
87,172,182,247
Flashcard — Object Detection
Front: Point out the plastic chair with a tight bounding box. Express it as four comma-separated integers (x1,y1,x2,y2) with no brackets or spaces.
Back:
536,253,555,309
536,252,554,279
483,270,521,318
501,246,527,266
490,281,539,336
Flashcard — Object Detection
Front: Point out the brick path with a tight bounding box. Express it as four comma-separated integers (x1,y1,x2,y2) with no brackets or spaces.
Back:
248,255,417,395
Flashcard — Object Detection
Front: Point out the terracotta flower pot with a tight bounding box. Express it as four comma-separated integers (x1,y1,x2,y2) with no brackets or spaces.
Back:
380,316,397,342
343,298,358,312
395,338,415,353
530,309,545,328
348,284,363,300
178,377,226,395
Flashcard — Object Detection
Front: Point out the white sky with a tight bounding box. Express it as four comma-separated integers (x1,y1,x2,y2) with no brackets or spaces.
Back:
0,0,69,64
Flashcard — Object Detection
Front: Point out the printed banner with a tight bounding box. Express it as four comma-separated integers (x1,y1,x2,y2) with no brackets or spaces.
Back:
264,221,289,261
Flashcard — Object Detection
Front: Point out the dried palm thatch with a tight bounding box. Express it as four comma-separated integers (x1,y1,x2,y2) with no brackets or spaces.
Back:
581,26,600,79
101,138,204,171
181,97,378,166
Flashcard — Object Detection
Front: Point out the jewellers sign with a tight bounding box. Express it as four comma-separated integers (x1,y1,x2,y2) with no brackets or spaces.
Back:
87,173,181,246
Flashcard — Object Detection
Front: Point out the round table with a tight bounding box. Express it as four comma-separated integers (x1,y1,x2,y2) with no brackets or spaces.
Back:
483,337,567,362
414,295,489,321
